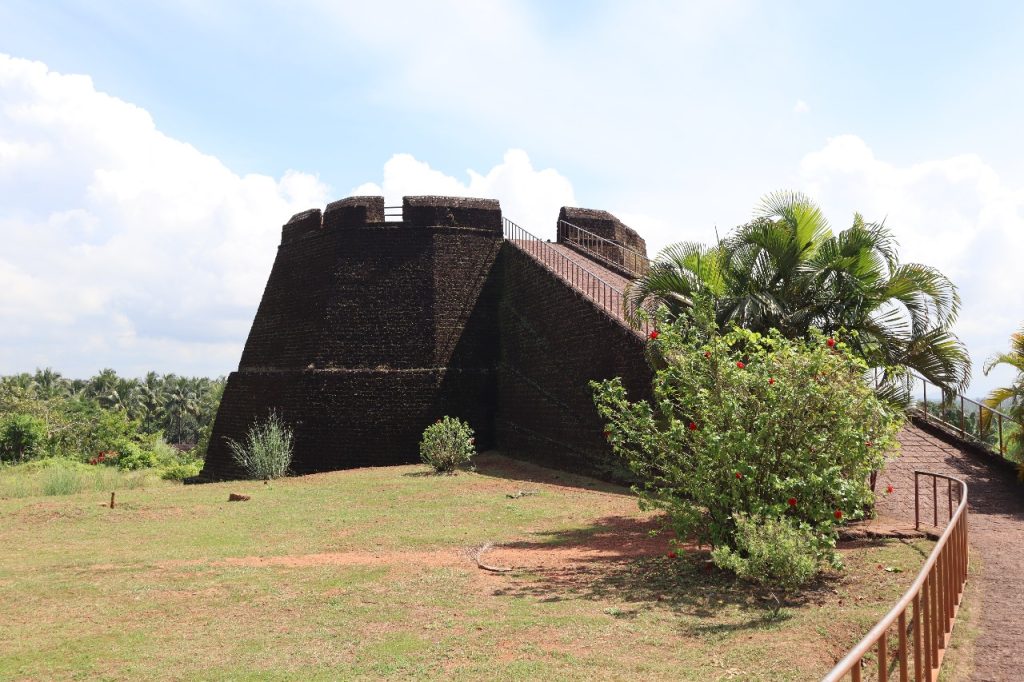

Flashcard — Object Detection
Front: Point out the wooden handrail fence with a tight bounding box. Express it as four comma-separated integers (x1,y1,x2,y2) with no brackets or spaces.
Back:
822,471,968,682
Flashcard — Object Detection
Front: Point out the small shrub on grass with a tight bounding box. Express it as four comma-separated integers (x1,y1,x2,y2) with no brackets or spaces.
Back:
160,460,202,481
226,412,294,480
419,417,475,474
711,514,820,590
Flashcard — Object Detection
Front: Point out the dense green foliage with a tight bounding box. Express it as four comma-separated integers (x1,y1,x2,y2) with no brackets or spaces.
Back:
0,368,222,484
981,325,1024,470
710,514,820,590
593,304,903,578
625,191,971,395
419,416,476,473
226,412,294,480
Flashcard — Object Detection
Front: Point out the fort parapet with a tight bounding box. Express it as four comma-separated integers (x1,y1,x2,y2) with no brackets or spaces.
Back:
200,195,651,480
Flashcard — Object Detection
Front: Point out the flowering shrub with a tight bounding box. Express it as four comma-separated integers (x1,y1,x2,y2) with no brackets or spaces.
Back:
419,416,476,474
593,303,903,575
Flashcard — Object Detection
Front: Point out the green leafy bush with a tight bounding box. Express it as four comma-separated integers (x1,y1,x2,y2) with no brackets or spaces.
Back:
419,417,476,474
160,460,202,481
0,413,47,462
711,514,820,590
226,412,293,480
112,440,159,470
593,303,903,572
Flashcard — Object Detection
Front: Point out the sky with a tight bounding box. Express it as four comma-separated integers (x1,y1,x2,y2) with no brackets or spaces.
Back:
0,0,1022,399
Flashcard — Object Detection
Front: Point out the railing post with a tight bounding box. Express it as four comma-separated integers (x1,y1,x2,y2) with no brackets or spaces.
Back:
914,473,920,530
947,479,952,522
999,414,1004,455
898,610,908,682
932,476,938,527
960,396,965,437
878,630,888,682
913,593,923,682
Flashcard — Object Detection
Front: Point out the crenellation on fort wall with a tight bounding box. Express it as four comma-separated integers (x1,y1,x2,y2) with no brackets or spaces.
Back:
403,196,502,232
323,195,385,230
280,208,323,244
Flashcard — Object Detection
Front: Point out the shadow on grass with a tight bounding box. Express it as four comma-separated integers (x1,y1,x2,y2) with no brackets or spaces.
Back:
469,451,632,495
486,514,842,636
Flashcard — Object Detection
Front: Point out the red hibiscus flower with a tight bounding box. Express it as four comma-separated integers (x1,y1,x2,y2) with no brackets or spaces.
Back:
688,421,697,431
768,377,775,385
787,497,797,507
826,337,836,348
736,361,745,369
649,330,659,340
735,472,743,480
886,484,894,494
834,509,843,520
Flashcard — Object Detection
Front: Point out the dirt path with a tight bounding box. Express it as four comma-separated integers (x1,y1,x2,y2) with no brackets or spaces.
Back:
874,422,1024,681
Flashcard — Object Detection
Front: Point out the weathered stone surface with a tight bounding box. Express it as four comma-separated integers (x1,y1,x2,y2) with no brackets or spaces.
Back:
200,195,650,482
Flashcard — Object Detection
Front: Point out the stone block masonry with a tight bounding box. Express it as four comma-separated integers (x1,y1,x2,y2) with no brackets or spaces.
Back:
199,195,651,481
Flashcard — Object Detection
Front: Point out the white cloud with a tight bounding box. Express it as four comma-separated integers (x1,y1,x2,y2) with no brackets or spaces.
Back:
0,54,329,378
793,99,809,114
352,149,576,239
798,135,1024,397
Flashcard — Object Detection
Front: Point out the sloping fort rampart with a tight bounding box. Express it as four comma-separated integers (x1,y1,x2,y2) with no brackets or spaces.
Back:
199,195,653,480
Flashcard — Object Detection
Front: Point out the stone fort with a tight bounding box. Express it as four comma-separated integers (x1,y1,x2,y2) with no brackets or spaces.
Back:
199,195,654,480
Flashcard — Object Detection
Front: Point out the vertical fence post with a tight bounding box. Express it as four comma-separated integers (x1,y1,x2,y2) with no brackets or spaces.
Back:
913,593,923,682
914,473,920,530
948,479,953,522
999,414,1004,455
932,475,938,527
878,630,888,682
960,396,965,437
898,610,908,682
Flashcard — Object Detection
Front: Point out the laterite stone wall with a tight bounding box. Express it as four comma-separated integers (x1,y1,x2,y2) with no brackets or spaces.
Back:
200,194,651,481
495,244,653,478
201,196,502,480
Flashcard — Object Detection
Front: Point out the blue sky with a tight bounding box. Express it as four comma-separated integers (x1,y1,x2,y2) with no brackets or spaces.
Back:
1,1,1022,398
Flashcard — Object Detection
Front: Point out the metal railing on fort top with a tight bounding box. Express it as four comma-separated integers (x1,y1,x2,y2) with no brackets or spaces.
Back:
502,217,654,338
878,369,1022,463
383,205,403,222
557,219,651,279
823,471,968,682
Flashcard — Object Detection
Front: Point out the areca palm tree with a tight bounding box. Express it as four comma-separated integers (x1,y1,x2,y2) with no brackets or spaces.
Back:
626,191,971,393
980,326,1024,459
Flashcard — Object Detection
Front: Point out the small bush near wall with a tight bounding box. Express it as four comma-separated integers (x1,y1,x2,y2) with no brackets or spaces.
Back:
420,417,476,474
226,412,294,480
592,302,903,582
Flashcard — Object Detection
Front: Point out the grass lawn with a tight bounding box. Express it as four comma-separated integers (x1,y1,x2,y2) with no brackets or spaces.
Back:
0,453,937,681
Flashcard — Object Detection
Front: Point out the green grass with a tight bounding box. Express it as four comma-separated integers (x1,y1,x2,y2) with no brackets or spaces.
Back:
0,459,166,499
0,453,947,680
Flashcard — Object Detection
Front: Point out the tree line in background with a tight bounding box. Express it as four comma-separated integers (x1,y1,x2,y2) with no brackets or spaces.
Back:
0,368,225,477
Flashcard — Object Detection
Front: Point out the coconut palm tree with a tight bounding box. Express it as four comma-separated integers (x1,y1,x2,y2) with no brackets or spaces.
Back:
980,326,1024,460
626,191,971,393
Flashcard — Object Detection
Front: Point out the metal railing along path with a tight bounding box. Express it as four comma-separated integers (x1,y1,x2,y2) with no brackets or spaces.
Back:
822,471,968,682
878,369,1022,462
502,218,654,338
557,219,651,279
